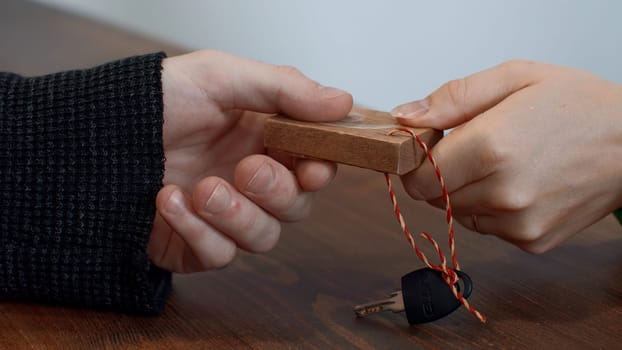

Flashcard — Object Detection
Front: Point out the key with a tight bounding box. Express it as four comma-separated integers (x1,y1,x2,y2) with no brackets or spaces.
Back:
354,267,473,324
353,290,405,317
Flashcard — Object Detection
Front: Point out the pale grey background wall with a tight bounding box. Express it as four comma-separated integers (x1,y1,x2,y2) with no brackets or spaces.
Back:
33,0,622,110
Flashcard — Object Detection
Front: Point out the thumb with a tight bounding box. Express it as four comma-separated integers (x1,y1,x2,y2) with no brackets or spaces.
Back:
183,50,353,122
391,60,545,129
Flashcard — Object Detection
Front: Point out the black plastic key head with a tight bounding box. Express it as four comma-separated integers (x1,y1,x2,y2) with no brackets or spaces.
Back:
401,267,473,324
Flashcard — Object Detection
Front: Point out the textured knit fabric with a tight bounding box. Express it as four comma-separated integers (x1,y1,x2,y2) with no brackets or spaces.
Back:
0,52,171,314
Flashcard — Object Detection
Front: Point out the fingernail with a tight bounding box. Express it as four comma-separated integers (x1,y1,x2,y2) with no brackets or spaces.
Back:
246,162,276,194
390,99,429,118
204,184,231,214
164,190,185,215
319,85,348,99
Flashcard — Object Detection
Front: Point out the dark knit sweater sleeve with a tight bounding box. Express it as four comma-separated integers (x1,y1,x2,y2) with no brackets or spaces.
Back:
0,52,171,314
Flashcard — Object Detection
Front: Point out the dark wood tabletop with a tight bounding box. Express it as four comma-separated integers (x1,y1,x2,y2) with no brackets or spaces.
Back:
2,1,621,349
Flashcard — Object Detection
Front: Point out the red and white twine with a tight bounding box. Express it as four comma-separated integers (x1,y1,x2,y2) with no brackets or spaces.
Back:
385,128,486,323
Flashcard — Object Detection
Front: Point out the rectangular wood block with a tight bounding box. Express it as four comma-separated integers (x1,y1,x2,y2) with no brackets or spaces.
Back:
264,107,442,175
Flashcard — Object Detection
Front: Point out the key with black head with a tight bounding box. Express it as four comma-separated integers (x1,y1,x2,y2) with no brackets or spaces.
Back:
353,267,473,324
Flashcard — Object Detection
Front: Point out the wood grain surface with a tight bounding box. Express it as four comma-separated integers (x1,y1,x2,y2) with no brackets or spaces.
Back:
1,1,622,349
264,107,443,175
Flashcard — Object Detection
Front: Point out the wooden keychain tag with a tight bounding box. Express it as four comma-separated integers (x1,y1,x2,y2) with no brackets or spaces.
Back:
264,107,442,174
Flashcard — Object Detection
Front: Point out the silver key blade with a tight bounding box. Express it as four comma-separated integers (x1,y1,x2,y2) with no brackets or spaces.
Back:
353,290,405,317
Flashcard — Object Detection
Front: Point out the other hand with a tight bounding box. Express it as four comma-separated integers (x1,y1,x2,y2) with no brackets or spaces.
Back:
148,50,352,272
392,60,622,253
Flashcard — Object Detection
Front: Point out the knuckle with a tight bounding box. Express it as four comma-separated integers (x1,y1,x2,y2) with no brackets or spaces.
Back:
501,59,526,68
272,65,308,106
484,225,546,254
237,210,280,252
444,78,469,110
518,224,547,243
239,208,260,235
517,239,552,254
506,218,550,250
488,186,533,212
476,132,510,171
276,65,304,78
499,59,537,75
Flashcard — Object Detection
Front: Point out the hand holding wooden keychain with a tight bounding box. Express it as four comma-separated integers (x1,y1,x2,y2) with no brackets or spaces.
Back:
264,107,486,324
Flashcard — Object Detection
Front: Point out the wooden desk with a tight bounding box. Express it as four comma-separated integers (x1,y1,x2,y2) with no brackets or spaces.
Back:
1,1,621,349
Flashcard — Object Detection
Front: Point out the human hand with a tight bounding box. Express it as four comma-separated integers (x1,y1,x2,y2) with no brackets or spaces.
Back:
391,60,622,253
148,51,352,272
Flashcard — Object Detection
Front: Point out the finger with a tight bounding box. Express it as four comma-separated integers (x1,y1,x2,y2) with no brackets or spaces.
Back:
156,185,237,270
391,60,546,129
454,212,552,253
149,213,206,273
295,159,337,192
147,212,174,265
400,119,499,201
454,213,508,238
191,177,281,253
454,214,498,235
234,154,312,222
427,179,502,216
264,150,338,189
191,50,353,121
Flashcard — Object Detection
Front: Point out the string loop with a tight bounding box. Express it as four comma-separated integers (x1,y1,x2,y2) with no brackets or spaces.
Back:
386,127,486,323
